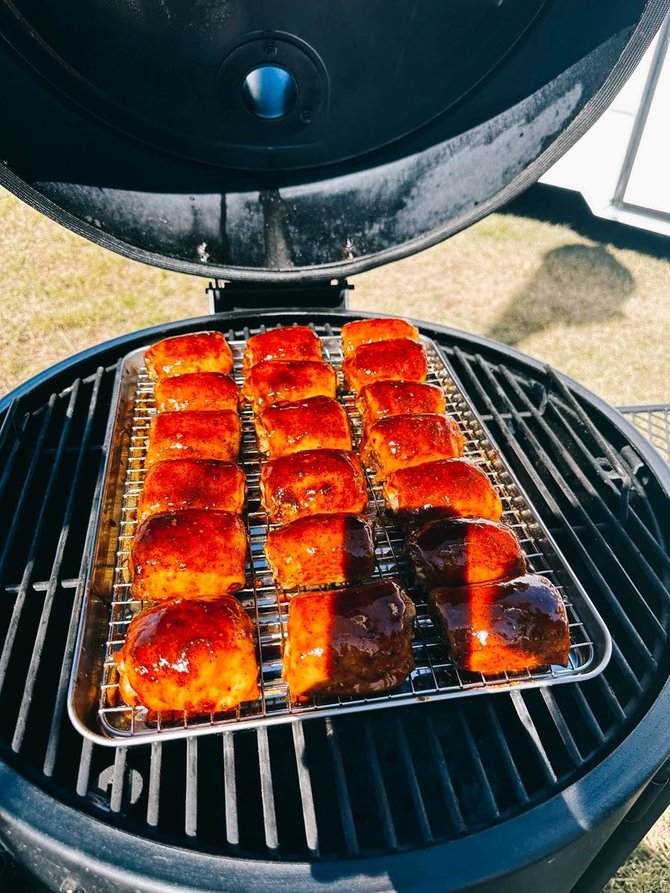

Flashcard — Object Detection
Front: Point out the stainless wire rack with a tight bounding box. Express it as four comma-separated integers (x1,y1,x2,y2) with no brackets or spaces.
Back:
69,334,612,745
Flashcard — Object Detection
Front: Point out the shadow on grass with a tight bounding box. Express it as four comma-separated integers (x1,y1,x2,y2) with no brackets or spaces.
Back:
488,244,634,346
503,184,670,261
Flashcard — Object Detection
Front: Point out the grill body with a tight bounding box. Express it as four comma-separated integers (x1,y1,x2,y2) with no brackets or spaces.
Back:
0,311,668,893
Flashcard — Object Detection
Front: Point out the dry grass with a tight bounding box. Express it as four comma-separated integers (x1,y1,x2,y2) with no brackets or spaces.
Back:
604,810,670,892
0,185,668,889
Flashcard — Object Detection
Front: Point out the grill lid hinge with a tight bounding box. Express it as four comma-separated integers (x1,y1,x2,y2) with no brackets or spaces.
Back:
207,279,351,313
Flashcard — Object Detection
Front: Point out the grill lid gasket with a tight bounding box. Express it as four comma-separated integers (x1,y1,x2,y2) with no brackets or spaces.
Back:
67,333,612,747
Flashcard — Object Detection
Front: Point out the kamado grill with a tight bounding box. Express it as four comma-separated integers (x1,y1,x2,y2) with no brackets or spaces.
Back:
1,2,670,892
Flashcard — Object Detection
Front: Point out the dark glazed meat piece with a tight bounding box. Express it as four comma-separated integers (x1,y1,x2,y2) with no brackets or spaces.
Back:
145,331,234,380
154,372,240,413
115,597,259,713
283,581,416,699
243,325,322,371
342,338,427,393
384,458,502,533
137,459,246,522
265,513,375,590
243,360,337,412
256,396,352,458
406,518,526,587
361,413,464,477
428,574,571,674
356,380,446,430
130,510,246,601
145,410,241,466
341,318,420,356
260,449,368,524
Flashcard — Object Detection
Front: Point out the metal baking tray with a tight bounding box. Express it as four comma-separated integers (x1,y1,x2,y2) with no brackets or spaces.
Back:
68,331,612,746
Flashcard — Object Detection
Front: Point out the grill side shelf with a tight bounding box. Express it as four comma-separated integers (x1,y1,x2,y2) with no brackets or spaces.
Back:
68,334,612,747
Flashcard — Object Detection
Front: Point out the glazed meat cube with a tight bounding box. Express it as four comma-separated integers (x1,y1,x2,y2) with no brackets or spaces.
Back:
145,331,234,380
243,325,322,371
406,518,526,587
361,413,464,477
341,318,420,356
115,597,259,713
145,410,241,466
341,338,427,393
283,581,416,699
428,574,571,674
243,360,337,412
265,513,375,590
137,459,246,522
154,372,239,413
256,396,352,458
384,458,503,533
260,449,368,524
357,380,446,430
130,509,246,601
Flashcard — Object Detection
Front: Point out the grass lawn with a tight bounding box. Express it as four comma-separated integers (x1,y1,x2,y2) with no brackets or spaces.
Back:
0,184,668,890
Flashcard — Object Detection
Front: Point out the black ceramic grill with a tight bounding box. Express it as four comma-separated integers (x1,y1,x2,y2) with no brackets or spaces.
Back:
0,315,669,893
1,2,670,891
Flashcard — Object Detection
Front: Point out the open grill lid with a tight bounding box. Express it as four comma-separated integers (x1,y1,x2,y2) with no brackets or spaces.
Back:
0,0,668,281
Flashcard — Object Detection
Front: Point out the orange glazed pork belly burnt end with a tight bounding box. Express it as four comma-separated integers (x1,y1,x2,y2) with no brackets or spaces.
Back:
341,318,420,356
115,597,259,713
130,509,247,601
137,459,246,522
243,325,322,371
265,513,375,590
428,574,571,674
342,338,427,393
361,413,464,477
384,458,503,533
243,360,337,412
356,380,446,429
145,410,241,466
407,517,526,587
260,449,368,524
153,372,240,413
145,331,234,380
256,396,352,458
282,581,416,699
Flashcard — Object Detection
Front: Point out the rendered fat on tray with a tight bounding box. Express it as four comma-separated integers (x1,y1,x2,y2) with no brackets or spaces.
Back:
137,459,246,523
115,596,259,714
145,331,234,380
356,380,446,430
428,574,571,675
265,513,375,590
243,360,337,412
243,325,322,371
342,338,428,393
145,410,241,466
383,458,503,533
260,448,369,524
282,580,416,699
154,372,240,413
256,396,352,458
341,318,420,356
130,509,247,601
361,413,465,477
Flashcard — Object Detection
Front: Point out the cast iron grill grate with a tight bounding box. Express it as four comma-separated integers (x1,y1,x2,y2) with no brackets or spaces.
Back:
0,320,668,862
